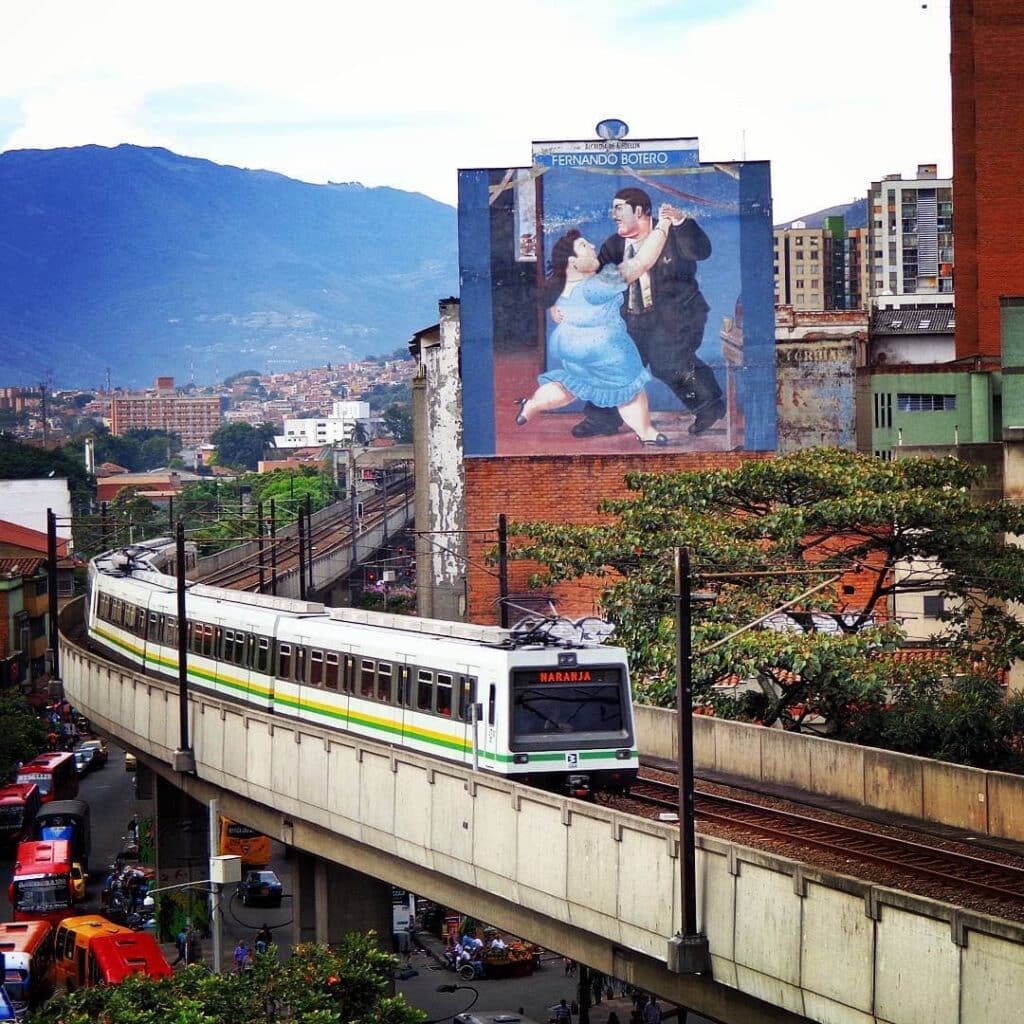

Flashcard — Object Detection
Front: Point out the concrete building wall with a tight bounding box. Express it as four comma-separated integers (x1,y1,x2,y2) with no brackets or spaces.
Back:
422,300,467,621
774,311,865,453
0,480,72,540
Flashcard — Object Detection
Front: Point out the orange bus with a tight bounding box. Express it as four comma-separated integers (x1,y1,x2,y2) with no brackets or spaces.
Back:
0,783,41,847
0,920,55,1013
88,932,172,986
219,817,271,868
16,753,78,804
8,840,74,926
53,915,133,993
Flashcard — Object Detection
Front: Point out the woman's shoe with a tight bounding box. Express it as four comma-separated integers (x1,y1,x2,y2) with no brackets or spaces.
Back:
515,398,528,426
639,433,668,446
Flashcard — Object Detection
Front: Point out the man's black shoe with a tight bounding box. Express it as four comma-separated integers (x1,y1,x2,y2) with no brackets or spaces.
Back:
688,400,726,436
571,418,621,438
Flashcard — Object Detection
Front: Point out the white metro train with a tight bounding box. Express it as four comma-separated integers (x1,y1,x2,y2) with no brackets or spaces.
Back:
86,540,639,796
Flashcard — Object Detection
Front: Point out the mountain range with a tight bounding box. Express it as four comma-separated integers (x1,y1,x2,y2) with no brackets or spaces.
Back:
774,198,868,230
0,145,458,388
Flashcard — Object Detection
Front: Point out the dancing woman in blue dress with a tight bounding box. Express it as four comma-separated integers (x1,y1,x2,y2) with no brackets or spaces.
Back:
515,204,682,446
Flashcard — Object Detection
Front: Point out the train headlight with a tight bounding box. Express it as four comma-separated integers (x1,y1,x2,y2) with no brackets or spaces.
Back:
615,749,632,760
513,753,529,765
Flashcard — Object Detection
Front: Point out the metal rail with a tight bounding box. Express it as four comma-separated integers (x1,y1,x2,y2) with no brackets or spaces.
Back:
628,777,1024,903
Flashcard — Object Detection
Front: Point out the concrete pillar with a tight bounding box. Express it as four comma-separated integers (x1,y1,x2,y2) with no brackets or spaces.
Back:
291,850,318,947
311,858,393,946
153,776,211,942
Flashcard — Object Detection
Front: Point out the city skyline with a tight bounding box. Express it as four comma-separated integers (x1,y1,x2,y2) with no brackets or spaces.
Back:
2,0,952,225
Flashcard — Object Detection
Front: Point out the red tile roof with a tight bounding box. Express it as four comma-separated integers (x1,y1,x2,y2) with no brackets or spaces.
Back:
0,520,69,557
0,557,45,577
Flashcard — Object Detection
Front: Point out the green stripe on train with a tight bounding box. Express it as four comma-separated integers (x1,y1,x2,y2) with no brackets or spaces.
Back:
92,625,636,766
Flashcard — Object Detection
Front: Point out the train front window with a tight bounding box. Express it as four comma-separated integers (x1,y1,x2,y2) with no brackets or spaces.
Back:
510,666,628,749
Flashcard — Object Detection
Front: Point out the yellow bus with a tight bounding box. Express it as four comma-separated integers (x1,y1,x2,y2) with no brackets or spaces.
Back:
218,817,271,868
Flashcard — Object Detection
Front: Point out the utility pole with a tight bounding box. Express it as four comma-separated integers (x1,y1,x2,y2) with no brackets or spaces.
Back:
46,509,60,683
668,547,709,974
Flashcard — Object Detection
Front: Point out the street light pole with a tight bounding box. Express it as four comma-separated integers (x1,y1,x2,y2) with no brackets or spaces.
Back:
668,546,710,974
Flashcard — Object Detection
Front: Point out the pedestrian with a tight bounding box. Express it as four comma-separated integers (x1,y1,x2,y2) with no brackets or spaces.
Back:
643,997,661,1024
233,939,250,974
254,923,273,955
564,957,576,977
591,971,605,1005
185,926,201,965
553,998,572,1024
171,928,187,965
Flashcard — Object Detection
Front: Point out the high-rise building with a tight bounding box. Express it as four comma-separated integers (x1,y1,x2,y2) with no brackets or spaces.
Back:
110,377,222,447
867,164,954,309
774,220,870,312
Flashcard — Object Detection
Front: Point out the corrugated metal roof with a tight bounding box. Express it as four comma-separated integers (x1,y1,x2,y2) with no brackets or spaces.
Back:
871,307,955,335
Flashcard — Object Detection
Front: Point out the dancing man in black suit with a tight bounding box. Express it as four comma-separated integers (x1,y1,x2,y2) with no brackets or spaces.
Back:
570,186,726,438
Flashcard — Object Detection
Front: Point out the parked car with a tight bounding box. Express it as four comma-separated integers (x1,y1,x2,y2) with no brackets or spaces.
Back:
239,869,283,908
78,738,108,768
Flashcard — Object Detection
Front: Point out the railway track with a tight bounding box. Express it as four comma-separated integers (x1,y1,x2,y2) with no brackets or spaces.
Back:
199,483,412,591
627,776,1024,904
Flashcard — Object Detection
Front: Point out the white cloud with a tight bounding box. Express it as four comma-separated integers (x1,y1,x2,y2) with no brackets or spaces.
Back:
1,0,952,221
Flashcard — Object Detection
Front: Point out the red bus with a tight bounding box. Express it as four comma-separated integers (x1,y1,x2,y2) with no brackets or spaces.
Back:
0,784,42,847
88,933,172,986
8,840,74,926
16,753,78,804
0,920,56,1013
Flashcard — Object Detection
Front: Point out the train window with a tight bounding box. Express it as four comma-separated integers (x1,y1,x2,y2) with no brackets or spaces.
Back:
111,598,122,625
343,655,355,694
310,650,324,687
148,612,161,642
360,659,375,699
189,621,202,654
436,673,453,717
230,630,246,665
98,594,110,621
325,653,340,690
458,676,475,721
488,684,496,726
294,646,307,684
222,629,234,662
130,605,143,637
377,662,392,703
204,625,216,658
398,665,411,706
163,616,178,647
278,643,292,680
255,637,271,674
417,670,433,711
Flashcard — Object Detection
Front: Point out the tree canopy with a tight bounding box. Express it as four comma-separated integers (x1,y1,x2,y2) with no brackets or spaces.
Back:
210,423,278,471
0,695,47,781
33,934,423,1024
508,449,1024,766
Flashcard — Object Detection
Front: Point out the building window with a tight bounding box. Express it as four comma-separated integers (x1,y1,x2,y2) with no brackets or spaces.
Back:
897,393,957,412
874,392,892,429
923,595,945,617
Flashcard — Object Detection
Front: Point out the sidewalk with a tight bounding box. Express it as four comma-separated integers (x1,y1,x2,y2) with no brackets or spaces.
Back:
411,929,647,1024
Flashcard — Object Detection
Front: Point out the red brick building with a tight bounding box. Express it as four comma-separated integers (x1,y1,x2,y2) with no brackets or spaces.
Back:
950,0,1024,360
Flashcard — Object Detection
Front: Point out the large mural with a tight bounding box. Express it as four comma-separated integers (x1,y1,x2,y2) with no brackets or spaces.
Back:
459,134,776,456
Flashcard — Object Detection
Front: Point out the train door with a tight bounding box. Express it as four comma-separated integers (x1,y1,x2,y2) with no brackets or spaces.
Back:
477,678,500,771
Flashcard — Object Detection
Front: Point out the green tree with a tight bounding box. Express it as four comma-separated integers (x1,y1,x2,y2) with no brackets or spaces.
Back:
32,934,423,1024
210,423,277,471
0,695,47,780
509,449,1024,753
0,435,93,512
382,403,412,443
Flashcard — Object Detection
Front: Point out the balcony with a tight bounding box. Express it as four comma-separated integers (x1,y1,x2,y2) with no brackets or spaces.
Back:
23,591,48,618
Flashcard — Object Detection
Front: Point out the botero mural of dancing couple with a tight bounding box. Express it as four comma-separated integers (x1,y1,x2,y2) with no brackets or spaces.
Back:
515,187,725,444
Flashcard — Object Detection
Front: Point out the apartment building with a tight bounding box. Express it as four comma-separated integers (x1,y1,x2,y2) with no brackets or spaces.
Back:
110,377,222,447
868,164,954,310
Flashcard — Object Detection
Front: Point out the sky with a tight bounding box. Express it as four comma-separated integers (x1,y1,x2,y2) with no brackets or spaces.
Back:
0,0,953,225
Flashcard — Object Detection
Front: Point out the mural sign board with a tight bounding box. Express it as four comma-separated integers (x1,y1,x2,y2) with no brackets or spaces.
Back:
458,134,775,456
